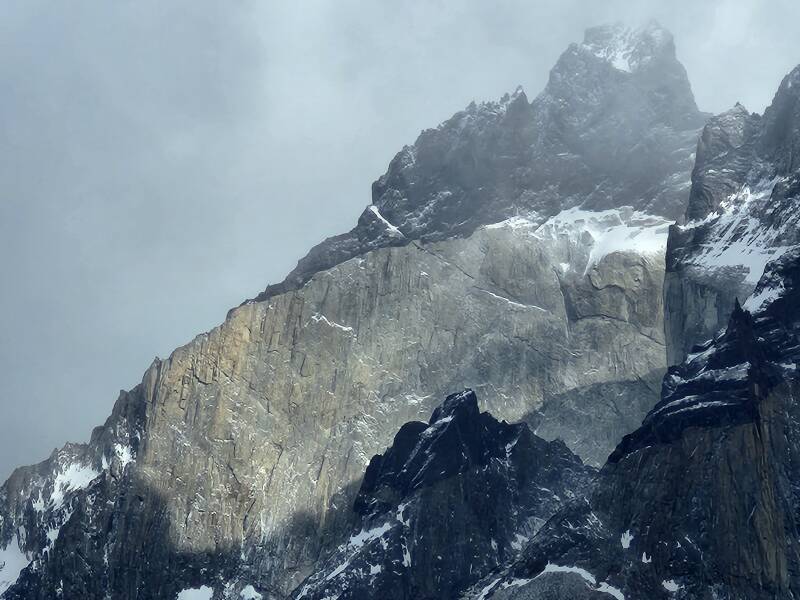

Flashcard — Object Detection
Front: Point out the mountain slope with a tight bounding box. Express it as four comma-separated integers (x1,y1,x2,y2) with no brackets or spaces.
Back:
665,65,800,364
465,63,800,599
0,23,703,599
469,247,800,600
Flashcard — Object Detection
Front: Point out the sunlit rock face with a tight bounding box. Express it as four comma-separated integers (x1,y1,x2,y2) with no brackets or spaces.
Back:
0,22,704,599
665,65,800,365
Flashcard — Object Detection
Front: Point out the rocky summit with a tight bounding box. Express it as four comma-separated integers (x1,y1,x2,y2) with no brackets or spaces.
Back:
293,390,594,600
1,20,800,600
665,65,800,365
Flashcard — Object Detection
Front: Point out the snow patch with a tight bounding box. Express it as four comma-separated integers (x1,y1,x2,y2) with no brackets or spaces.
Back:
401,540,412,568
475,288,548,312
485,215,538,231
50,462,100,510
476,577,502,600
310,313,354,334
114,444,134,468
396,502,411,527
501,577,533,590
584,28,637,72
325,559,351,582
0,535,30,594
537,564,625,599
348,522,393,548
582,23,667,73
176,586,213,600
510,533,529,552
662,579,683,592
620,530,633,549
240,584,262,599
598,582,626,600
539,563,596,585
32,492,46,513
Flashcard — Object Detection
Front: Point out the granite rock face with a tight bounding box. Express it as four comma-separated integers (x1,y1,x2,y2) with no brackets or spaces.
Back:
468,247,800,600
0,23,702,599
665,65,800,365
292,390,594,600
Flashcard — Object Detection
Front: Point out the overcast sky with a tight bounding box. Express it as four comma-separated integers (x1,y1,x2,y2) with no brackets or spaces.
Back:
1,0,799,480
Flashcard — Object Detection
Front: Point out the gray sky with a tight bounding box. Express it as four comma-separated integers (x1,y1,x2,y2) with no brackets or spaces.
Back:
1,0,799,480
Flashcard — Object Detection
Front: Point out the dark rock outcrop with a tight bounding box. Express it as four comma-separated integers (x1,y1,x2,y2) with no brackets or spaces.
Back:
293,390,595,600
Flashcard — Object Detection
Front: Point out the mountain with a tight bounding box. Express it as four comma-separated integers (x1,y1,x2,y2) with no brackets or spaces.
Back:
466,248,800,600
257,21,705,302
292,390,594,600
0,22,705,599
462,69,800,600
665,65,800,364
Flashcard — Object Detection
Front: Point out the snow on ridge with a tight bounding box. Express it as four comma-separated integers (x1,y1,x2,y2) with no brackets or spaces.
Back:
368,205,404,237
539,563,597,585
485,215,539,231
484,207,670,274
582,21,669,73
744,279,786,313
475,577,502,600
584,29,636,72
681,177,797,285
536,207,670,273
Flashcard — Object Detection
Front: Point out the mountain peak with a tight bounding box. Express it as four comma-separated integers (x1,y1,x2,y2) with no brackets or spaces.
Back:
428,389,479,424
761,63,800,168
581,21,673,73
250,21,705,304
